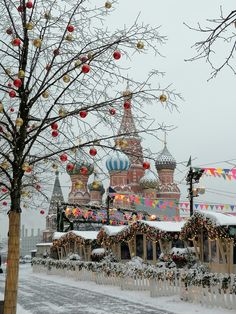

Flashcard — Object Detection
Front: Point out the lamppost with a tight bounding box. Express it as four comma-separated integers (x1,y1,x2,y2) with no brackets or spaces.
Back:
186,158,205,216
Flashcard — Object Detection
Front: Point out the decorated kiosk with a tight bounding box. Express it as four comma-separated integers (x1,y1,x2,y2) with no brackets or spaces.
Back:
180,210,236,273
97,220,185,263
52,230,99,261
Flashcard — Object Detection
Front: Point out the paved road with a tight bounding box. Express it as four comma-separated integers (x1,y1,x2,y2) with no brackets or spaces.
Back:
0,267,173,314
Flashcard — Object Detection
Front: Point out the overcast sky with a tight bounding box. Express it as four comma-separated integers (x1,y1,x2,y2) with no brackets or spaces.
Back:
1,0,236,240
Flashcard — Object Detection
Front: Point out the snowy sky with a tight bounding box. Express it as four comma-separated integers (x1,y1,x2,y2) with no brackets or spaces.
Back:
1,0,236,240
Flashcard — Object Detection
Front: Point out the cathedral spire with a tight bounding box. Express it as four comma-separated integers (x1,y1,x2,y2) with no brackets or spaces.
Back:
48,171,64,215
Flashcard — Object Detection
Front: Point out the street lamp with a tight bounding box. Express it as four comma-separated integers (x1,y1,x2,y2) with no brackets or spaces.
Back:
186,158,205,216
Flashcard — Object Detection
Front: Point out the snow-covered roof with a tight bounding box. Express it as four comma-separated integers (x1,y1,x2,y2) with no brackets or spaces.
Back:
71,231,98,240
101,225,127,236
36,243,52,246
139,220,185,232
52,232,66,240
195,210,236,226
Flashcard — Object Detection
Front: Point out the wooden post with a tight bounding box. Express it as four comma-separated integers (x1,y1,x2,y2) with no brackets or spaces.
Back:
4,211,21,314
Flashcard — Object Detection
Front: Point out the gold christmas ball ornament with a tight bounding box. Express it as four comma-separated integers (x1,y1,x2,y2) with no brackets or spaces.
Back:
18,70,25,78
105,1,112,9
75,180,83,189
0,103,4,113
87,52,93,60
136,41,144,49
22,162,30,171
92,180,101,189
1,161,9,169
42,90,49,98
33,38,42,48
120,139,128,148
52,163,58,170
16,118,24,127
70,147,77,154
26,22,34,30
58,107,66,117
63,75,70,83
74,60,82,68
65,34,73,41
159,94,167,102
5,68,11,75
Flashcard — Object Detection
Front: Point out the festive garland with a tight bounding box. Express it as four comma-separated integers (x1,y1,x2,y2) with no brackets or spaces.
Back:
32,257,236,293
53,231,97,248
180,212,236,244
97,221,178,246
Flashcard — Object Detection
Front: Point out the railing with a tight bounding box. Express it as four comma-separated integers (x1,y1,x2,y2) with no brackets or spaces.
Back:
32,264,236,310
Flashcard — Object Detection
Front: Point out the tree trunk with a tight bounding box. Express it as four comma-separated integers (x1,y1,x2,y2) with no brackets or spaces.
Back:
3,211,21,314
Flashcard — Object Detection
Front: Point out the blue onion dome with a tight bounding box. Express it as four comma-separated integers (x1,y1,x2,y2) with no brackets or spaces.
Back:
139,169,159,189
66,159,94,175
106,149,130,171
88,180,105,194
155,144,176,170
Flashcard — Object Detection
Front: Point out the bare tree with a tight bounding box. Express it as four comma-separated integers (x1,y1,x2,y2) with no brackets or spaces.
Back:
0,0,180,312
185,8,236,79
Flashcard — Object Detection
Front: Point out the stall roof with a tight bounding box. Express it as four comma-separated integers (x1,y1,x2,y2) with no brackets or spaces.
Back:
70,230,98,240
140,220,185,232
52,232,66,240
101,225,127,236
195,210,236,226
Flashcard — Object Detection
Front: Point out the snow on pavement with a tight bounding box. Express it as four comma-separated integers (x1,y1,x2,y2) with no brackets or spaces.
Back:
0,265,235,314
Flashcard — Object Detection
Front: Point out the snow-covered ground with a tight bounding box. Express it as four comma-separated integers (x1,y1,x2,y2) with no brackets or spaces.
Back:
0,265,235,314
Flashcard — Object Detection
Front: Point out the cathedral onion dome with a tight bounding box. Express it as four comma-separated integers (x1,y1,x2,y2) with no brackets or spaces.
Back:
66,160,94,175
139,169,159,189
88,180,105,194
155,145,176,170
106,150,130,171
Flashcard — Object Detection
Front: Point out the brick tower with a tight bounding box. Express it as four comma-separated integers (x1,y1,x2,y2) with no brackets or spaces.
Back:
43,171,64,242
67,159,94,204
155,143,180,203
117,88,144,193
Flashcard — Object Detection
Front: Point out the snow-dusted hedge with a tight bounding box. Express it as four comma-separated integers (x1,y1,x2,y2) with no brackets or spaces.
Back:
32,257,236,292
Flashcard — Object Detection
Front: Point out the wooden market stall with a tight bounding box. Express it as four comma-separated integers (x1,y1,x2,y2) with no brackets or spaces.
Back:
180,210,236,273
97,220,185,263
52,230,99,261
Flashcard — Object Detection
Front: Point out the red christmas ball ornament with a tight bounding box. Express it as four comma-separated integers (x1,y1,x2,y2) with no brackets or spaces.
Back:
66,163,74,171
9,90,16,98
109,108,116,115
51,122,58,130
1,187,8,193
124,101,131,110
12,38,21,46
53,49,60,56
13,79,22,88
113,50,121,60
79,111,88,118
17,5,23,12
143,161,150,169
40,210,45,215
89,147,97,156
80,56,88,63
81,64,90,73
51,130,59,137
67,25,74,32
25,166,32,173
2,201,7,206
60,153,68,162
80,166,88,175
35,184,41,191
6,28,13,35
26,1,33,8
10,108,15,112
